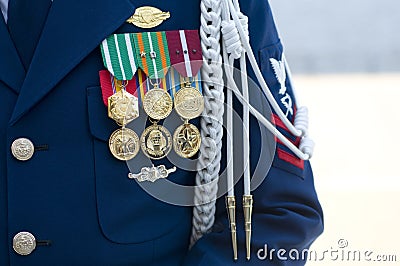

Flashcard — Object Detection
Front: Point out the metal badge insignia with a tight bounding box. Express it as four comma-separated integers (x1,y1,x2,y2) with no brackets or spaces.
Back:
174,86,204,120
127,6,170,29
13,232,36,256
173,123,201,158
109,127,140,161
108,90,139,126
128,165,176,182
11,138,35,161
143,88,173,120
140,124,172,160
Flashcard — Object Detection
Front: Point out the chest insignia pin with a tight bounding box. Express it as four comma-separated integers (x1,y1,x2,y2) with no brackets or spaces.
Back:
127,6,170,29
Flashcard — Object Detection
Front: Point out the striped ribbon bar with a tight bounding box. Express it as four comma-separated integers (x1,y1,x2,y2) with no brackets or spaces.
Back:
100,30,202,106
132,31,171,79
100,34,138,81
132,68,171,103
100,68,201,107
166,67,202,98
99,70,138,106
166,30,203,78
134,68,202,103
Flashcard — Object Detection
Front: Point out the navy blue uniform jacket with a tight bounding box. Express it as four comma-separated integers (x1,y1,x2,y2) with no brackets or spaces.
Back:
0,0,323,265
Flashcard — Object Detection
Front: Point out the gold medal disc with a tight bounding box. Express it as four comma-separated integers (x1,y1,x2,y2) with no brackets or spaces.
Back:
143,88,173,120
174,87,204,120
109,128,140,161
173,123,201,158
108,90,139,125
140,124,172,160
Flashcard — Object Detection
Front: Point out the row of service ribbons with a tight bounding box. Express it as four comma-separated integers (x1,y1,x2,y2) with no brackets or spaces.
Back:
98,30,205,161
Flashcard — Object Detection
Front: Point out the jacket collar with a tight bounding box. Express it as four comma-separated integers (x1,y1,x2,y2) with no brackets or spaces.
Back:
9,0,136,125
0,15,25,94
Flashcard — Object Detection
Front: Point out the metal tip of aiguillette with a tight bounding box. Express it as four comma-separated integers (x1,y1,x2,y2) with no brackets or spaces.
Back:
226,196,238,260
243,195,253,260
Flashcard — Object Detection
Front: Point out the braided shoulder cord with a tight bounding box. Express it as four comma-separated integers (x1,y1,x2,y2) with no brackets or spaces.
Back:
190,0,225,246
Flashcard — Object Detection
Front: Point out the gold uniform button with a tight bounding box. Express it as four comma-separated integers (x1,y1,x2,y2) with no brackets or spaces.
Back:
13,232,36,256
11,138,35,161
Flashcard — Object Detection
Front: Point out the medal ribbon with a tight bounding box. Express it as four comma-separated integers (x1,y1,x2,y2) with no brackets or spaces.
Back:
99,70,138,106
101,69,193,106
100,30,202,103
167,67,202,99
166,30,203,78
100,34,138,81
133,31,171,79
134,69,171,103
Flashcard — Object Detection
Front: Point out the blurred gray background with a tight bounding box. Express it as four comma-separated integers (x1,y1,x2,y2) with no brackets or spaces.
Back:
267,2,400,263
269,0,400,73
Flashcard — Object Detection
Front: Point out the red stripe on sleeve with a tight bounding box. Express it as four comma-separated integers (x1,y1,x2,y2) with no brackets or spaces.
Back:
277,148,304,170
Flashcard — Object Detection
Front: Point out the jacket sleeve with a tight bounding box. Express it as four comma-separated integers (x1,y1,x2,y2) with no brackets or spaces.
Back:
184,1,323,265
184,65,324,264
183,160,324,265
184,45,324,266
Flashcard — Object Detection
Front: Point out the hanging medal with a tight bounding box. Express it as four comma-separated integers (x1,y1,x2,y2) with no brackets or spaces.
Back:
100,34,140,161
133,31,173,160
166,30,204,158
99,70,140,161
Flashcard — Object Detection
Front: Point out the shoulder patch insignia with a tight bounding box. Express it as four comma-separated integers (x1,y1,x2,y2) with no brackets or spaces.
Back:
270,56,294,117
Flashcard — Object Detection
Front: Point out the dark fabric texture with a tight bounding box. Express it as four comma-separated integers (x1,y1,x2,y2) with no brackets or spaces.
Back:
7,0,51,69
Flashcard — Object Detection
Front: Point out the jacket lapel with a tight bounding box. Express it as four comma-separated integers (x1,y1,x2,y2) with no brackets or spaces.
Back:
0,16,25,94
9,0,136,125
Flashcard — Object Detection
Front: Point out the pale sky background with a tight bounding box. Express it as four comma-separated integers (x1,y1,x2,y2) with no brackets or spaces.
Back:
270,0,400,73
268,1,400,265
